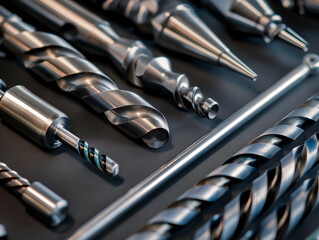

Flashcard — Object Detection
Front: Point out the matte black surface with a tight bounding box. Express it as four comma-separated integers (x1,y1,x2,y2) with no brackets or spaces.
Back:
0,2,318,240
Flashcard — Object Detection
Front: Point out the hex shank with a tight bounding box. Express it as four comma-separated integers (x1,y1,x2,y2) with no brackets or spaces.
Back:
69,55,316,239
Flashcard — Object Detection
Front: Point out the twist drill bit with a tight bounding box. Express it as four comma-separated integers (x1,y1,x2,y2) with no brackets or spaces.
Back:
194,132,319,240
0,224,6,240
241,171,319,240
279,0,319,15
199,0,309,51
128,92,319,240
0,81,119,176
0,6,169,149
73,0,257,80
0,162,68,227
10,0,218,119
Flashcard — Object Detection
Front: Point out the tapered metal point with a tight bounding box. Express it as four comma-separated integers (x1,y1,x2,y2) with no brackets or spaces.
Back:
278,27,309,52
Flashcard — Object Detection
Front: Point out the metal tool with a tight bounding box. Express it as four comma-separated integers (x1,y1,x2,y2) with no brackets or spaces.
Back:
0,82,119,176
68,51,319,239
306,226,319,240
11,0,219,119
279,0,319,15
74,0,257,80
241,171,319,240
0,6,169,149
0,224,6,240
200,0,309,51
194,132,319,240
0,162,68,226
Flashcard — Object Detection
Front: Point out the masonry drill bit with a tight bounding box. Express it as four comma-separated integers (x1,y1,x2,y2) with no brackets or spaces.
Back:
0,162,68,226
74,0,257,80
0,224,6,240
0,81,119,176
194,132,319,240
200,0,309,51
0,6,169,149
128,91,319,240
11,0,219,119
241,171,319,240
279,0,319,15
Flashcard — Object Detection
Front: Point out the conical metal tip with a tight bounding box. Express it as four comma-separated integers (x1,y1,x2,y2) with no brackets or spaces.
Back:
219,52,258,81
278,27,309,51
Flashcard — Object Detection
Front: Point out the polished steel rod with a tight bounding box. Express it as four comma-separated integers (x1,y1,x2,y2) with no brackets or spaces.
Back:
69,54,319,240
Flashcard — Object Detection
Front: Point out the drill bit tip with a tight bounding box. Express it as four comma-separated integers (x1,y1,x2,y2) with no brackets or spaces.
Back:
278,27,309,51
201,98,219,119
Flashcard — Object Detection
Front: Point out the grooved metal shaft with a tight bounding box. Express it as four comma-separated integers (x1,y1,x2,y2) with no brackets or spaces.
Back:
10,0,218,119
68,52,318,239
241,171,319,240
0,162,68,226
194,132,319,240
0,5,169,149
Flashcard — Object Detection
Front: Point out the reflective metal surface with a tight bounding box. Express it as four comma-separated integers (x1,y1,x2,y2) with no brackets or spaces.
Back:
280,0,319,15
0,5,169,149
0,224,6,240
68,52,318,239
200,0,309,51
0,162,68,227
195,132,319,240
14,0,219,119
82,0,258,80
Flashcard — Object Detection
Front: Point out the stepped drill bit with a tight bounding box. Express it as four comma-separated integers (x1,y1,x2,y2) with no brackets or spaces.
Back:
0,162,68,226
0,224,6,240
75,0,257,80
279,0,319,15
194,132,319,240
199,0,309,51
241,171,319,240
128,91,319,240
11,0,218,119
0,80,119,176
0,6,169,149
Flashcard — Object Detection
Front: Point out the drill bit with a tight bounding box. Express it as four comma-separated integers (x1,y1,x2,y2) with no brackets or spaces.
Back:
280,0,319,15
0,224,6,240
75,0,257,80
194,132,319,240
241,171,319,240
0,81,119,176
199,0,309,51
128,91,319,240
10,0,219,119
0,6,169,149
0,162,68,226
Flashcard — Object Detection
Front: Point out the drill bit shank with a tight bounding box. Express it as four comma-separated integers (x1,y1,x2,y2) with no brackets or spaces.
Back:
0,162,68,226
200,0,309,51
0,6,169,148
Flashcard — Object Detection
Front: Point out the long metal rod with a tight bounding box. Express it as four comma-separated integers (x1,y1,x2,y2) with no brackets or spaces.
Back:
69,54,319,240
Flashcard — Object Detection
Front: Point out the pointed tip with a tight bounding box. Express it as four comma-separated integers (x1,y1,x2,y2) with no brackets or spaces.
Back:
219,52,258,81
278,27,309,51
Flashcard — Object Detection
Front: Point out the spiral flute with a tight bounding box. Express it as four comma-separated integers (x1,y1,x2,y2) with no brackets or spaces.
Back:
11,0,218,119
194,132,319,240
0,6,169,149
241,171,319,240
0,162,68,226
128,93,319,239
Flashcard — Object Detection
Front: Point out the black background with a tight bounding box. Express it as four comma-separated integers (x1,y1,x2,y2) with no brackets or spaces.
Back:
0,1,318,240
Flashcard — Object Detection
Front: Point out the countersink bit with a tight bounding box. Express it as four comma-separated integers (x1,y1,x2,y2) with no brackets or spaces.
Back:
0,162,68,226
0,6,169,149
194,132,319,240
200,0,309,51
0,81,119,176
11,0,218,119
128,90,319,239
77,0,257,80
279,0,319,15
0,224,6,240
241,171,319,240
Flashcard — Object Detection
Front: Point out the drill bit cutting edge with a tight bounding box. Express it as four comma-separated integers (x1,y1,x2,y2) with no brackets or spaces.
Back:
11,0,219,119
199,0,309,51
79,0,257,80
0,80,119,176
0,6,169,149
